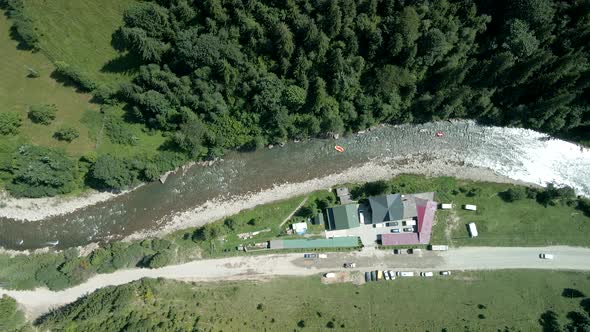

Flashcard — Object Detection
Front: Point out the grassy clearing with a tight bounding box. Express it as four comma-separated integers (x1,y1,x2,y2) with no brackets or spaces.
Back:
37,270,590,331
0,14,98,156
22,0,137,86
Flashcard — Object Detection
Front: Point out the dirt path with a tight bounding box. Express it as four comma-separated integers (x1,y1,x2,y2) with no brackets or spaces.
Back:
2,246,589,320
278,196,308,227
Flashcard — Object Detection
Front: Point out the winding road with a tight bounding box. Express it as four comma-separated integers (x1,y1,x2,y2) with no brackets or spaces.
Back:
2,246,589,319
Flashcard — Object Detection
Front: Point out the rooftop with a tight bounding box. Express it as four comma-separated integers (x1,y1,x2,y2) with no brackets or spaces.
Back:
326,204,360,230
269,237,359,249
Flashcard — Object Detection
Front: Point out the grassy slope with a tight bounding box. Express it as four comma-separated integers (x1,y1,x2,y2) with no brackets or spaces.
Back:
0,14,98,156
39,270,590,331
1,1,167,183
22,0,137,86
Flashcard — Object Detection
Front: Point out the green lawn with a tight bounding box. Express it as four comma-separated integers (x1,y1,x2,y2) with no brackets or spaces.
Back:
22,0,137,86
430,181,590,247
36,270,590,331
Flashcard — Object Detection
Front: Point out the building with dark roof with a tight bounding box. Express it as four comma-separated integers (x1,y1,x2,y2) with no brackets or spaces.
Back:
368,194,403,224
325,204,360,231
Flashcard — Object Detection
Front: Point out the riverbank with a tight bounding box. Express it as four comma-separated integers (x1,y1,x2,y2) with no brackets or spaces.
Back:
1,120,588,226
130,155,535,240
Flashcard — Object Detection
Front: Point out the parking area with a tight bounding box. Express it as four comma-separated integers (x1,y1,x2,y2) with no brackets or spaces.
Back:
325,209,417,247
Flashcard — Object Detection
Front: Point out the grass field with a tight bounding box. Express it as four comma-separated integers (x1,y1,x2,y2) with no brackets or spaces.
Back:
37,270,590,331
0,14,98,156
425,179,590,247
22,0,137,86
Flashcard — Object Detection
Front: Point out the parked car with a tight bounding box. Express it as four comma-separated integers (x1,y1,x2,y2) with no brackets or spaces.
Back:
396,271,415,277
540,253,555,260
388,270,396,280
409,248,422,254
391,228,401,233
324,272,336,278
304,253,318,259
387,222,399,227
365,272,370,282
420,272,434,277
370,271,376,281
394,249,406,254
344,262,356,268
403,227,414,232
377,270,383,280
373,223,385,228
384,271,390,280
440,271,451,276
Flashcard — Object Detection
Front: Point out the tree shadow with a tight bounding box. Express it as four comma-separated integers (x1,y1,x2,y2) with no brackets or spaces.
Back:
539,310,561,332
562,288,586,298
101,52,141,74
49,70,87,94
8,24,36,51
110,28,127,52
581,298,590,315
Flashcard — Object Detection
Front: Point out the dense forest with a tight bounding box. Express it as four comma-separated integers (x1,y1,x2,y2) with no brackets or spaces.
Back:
112,0,590,158
1,0,590,196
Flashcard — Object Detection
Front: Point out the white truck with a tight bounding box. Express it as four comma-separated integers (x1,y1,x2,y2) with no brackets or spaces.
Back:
464,204,477,211
429,245,449,251
468,222,479,237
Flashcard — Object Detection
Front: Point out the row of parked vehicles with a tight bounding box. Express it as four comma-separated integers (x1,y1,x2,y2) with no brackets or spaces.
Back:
365,270,451,282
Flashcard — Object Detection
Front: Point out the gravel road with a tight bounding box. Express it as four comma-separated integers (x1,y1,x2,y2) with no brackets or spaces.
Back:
2,246,589,319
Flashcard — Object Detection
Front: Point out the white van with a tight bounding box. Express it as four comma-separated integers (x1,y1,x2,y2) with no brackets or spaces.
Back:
420,272,434,277
396,271,415,277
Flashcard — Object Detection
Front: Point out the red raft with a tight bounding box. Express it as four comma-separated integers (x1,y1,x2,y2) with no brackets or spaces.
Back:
435,131,444,137
335,145,345,152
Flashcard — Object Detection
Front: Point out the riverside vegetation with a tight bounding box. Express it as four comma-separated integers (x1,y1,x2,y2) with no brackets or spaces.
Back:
1,0,590,197
0,175,588,292
2,271,590,331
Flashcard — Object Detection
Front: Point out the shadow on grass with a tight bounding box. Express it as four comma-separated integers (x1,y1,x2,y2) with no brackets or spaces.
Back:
101,52,141,75
49,70,87,93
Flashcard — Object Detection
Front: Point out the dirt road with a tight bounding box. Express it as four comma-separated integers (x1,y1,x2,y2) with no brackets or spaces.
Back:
2,246,589,319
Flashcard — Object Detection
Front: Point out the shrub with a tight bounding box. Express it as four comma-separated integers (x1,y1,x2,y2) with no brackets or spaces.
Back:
105,116,137,145
28,104,57,125
0,111,22,135
501,187,527,202
7,145,78,197
146,250,174,268
53,126,80,142
91,154,140,190
3,0,39,50
54,61,97,91
0,295,28,331
577,198,590,217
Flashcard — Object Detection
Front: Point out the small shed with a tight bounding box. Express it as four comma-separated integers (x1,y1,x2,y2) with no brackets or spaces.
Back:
291,221,308,235
464,204,477,211
440,203,452,209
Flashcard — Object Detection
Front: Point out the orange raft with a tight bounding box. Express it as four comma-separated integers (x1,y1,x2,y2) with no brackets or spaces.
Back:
335,145,345,152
